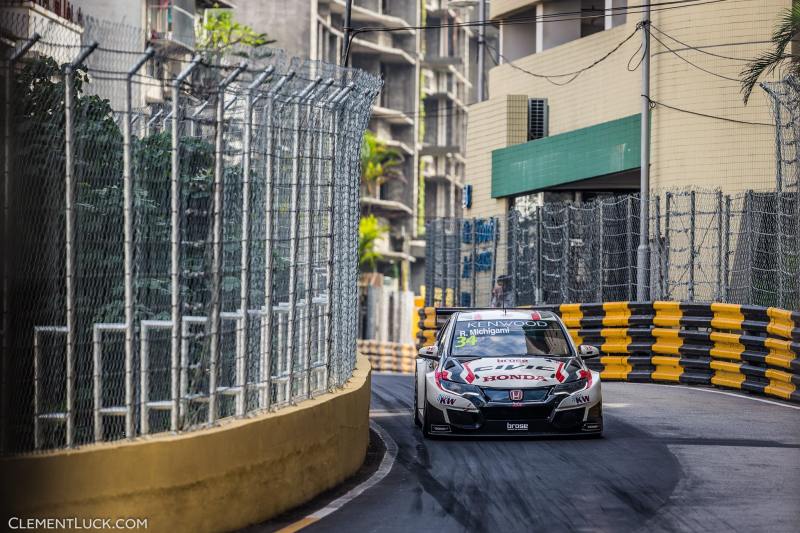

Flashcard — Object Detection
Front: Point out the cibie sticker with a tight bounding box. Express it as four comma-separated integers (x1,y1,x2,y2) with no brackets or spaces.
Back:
507,422,529,431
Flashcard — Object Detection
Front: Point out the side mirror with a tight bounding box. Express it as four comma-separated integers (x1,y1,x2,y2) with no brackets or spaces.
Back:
418,345,439,360
579,344,600,359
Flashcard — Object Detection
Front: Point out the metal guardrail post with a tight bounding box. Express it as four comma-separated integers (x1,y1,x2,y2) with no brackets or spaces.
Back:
238,65,273,416
260,71,294,410
2,32,40,453
170,55,201,431
689,191,696,301
209,62,247,425
286,77,322,405
123,47,154,439
64,41,98,447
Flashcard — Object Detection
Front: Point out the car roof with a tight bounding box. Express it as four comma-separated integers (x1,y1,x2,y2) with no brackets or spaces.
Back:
455,308,557,321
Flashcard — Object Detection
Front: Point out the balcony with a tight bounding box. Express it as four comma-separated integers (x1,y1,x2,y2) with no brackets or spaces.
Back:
146,0,197,52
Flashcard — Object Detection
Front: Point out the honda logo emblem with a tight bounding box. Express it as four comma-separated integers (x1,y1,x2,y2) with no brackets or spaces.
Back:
509,390,523,401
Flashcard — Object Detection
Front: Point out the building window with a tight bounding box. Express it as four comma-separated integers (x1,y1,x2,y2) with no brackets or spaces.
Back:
528,98,548,141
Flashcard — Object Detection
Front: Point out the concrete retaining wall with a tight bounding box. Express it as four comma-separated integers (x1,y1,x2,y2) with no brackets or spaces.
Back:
0,355,372,532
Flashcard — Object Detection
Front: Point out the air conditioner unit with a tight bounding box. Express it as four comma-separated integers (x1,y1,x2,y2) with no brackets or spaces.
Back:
528,98,549,141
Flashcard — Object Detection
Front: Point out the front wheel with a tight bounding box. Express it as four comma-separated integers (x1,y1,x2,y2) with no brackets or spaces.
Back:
413,370,421,427
421,394,434,439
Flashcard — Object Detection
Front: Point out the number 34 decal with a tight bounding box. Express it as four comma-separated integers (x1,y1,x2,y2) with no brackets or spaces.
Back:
455,335,478,348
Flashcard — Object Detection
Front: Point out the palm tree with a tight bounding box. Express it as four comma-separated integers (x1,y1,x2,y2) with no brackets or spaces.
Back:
740,5,800,104
359,215,388,272
361,130,404,198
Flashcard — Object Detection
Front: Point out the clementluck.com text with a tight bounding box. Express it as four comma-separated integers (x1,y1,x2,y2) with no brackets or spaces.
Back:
8,517,148,530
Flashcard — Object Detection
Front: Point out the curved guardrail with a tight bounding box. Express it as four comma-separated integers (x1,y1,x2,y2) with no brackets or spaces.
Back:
416,302,800,403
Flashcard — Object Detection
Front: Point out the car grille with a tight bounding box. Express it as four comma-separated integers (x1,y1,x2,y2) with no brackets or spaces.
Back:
481,387,551,403
481,404,555,421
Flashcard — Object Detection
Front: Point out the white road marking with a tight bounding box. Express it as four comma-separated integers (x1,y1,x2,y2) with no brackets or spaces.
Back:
638,383,800,411
276,420,398,533
603,403,631,408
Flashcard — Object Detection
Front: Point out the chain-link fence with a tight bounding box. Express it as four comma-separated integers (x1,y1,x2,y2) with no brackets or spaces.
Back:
426,190,800,311
0,11,379,453
762,75,800,193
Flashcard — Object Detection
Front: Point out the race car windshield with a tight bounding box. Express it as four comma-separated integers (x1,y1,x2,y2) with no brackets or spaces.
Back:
451,318,572,357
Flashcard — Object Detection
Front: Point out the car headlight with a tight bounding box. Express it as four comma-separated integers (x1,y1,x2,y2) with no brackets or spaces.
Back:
553,378,587,395
440,379,482,397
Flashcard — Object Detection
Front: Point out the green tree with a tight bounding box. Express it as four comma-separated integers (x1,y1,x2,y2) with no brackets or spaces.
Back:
359,215,388,272
740,5,800,103
361,130,404,198
196,7,275,56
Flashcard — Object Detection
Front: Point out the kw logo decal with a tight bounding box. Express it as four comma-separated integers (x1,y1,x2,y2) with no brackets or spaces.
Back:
573,395,590,404
437,395,457,406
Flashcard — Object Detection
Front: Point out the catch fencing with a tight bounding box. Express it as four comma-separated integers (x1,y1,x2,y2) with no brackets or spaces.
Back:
426,190,800,310
0,12,379,453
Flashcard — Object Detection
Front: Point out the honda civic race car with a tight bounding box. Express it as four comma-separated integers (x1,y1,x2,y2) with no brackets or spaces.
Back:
414,308,602,437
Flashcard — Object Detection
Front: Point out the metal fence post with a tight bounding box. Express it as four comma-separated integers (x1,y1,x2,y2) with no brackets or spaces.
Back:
597,200,604,302
302,79,333,398
509,212,518,305
123,47,154,440
2,32,40,453
723,195,731,302
653,195,661,300
439,217,447,304
625,196,633,301
776,191,785,309
425,220,435,306
208,62,247,425
746,190,754,304
324,85,354,391
491,217,500,305
563,206,570,303
471,219,477,305
689,191,696,301
664,192,672,299
64,42,98,447
286,78,322,404
536,207,543,304
715,190,723,301
260,72,295,410
170,55,201,432
240,66,274,415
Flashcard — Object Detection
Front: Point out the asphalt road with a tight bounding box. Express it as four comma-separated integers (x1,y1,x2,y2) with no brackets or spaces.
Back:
305,374,800,533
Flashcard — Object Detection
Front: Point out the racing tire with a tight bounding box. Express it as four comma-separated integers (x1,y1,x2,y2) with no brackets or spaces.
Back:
413,370,421,427
421,394,434,439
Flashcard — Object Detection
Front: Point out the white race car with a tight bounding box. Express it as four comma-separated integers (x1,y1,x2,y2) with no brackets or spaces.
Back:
414,308,603,437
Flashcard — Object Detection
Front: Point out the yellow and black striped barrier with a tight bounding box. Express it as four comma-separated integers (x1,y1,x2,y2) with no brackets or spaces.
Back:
358,339,417,374
416,302,800,403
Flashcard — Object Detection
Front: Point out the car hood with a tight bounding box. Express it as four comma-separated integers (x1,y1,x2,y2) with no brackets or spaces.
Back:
442,356,581,389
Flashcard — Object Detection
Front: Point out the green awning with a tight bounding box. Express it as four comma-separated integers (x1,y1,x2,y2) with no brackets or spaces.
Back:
491,114,641,198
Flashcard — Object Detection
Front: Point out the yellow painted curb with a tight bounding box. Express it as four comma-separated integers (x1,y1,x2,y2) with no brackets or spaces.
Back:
0,355,372,533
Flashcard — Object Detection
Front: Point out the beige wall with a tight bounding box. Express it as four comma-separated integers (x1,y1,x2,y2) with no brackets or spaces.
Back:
1,356,372,533
464,95,528,283
650,0,789,193
488,22,641,136
467,0,791,208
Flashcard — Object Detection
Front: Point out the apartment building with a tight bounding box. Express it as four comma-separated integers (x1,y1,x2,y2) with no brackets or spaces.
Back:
236,0,487,292
465,0,791,219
